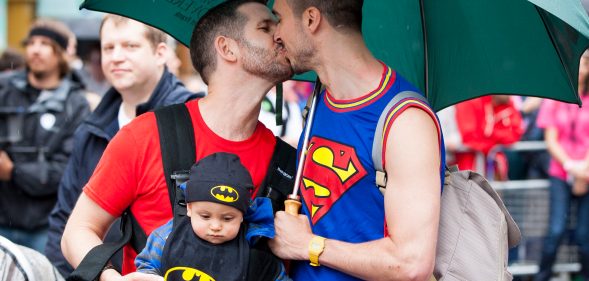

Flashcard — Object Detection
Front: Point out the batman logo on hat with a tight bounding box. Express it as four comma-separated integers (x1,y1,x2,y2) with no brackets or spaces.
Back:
210,186,239,203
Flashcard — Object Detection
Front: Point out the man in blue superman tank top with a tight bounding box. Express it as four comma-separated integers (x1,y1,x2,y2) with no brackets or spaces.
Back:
269,1,446,280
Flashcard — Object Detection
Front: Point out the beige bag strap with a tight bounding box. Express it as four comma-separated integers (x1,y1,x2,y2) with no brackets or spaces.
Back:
372,91,428,188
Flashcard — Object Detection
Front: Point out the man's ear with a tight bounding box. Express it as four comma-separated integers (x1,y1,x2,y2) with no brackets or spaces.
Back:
303,7,322,34
154,42,169,65
214,35,238,63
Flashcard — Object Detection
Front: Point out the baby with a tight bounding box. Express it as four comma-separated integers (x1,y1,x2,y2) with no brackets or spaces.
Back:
135,152,290,281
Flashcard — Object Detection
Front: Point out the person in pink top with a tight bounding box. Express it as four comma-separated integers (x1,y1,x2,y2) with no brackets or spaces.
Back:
534,51,589,281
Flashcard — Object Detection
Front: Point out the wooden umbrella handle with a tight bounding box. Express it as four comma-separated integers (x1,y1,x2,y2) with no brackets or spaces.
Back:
285,195,301,215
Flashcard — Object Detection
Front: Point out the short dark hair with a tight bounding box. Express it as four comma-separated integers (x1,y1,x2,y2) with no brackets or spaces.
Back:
286,0,363,33
189,0,266,85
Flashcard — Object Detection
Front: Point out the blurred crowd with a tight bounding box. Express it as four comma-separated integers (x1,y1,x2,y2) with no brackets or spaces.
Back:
1,13,589,281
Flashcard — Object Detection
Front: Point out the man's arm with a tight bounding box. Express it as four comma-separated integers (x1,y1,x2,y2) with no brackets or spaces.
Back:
61,193,124,280
271,108,441,281
62,193,164,281
544,127,570,167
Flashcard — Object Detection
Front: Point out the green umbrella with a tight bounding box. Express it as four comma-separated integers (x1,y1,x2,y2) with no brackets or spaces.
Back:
80,0,589,110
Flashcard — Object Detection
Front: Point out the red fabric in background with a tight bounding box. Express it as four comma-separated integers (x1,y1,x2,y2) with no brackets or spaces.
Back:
455,96,523,178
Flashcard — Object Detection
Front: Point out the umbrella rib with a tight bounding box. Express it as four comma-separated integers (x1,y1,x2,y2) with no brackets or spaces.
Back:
419,0,429,101
534,6,582,106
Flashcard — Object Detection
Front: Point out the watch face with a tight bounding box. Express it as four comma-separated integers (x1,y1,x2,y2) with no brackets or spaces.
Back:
310,238,324,252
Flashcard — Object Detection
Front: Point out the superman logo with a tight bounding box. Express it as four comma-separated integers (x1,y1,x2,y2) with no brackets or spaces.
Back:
301,137,367,224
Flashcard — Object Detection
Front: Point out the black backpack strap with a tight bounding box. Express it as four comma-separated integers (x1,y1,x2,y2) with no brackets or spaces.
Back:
258,137,297,213
245,137,295,280
155,103,196,221
67,104,195,281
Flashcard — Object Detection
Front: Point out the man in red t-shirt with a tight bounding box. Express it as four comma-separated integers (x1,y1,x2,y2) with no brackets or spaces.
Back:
61,1,294,280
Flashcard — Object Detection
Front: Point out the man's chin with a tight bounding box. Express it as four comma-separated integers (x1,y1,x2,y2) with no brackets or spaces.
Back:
30,69,51,80
287,59,310,75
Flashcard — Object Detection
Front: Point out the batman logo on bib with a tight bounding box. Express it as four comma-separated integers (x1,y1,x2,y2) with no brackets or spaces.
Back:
164,267,216,281
161,218,248,281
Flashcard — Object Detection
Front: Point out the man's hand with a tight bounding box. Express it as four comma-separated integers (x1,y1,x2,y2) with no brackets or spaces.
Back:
269,211,314,261
100,270,164,281
565,160,589,181
0,150,14,181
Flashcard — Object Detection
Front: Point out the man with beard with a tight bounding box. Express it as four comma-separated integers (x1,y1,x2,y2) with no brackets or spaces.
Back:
268,0,445,280
61,1,293,280
0,19,90,252
45,15,200,277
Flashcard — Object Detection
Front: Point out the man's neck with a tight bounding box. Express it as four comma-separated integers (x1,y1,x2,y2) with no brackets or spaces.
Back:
313,33,383,100
119,68,164,118
28,70,61,90
199,73,274,141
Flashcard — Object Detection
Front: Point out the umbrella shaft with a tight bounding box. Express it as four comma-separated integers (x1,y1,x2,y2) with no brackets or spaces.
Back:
291,91,319,197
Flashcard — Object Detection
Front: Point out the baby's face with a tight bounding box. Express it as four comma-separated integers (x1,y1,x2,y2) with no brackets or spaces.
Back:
187,201,243,244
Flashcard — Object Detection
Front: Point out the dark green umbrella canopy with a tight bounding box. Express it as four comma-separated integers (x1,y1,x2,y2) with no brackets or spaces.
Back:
81,0,589,110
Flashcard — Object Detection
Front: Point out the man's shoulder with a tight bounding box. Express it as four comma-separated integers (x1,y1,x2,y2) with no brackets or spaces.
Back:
111,112,160,148
164,84,201,103
0,71,25,91
0,71,17,83
255,120,278,140
155,71,202,105
124,111,159,134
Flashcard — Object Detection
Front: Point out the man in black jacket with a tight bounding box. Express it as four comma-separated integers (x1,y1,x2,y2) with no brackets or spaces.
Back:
45,15,202,277
0,19,91,252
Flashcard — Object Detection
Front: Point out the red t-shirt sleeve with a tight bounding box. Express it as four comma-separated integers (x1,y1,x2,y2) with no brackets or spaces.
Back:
84,120,143,217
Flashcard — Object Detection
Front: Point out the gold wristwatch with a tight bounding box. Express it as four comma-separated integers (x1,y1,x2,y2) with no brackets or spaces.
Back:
308,235,326,267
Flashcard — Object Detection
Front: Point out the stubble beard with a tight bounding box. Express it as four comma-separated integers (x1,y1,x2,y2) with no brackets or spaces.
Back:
289,43,315,75
240,40,293,83
287,23,316,74
29,67,52,81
